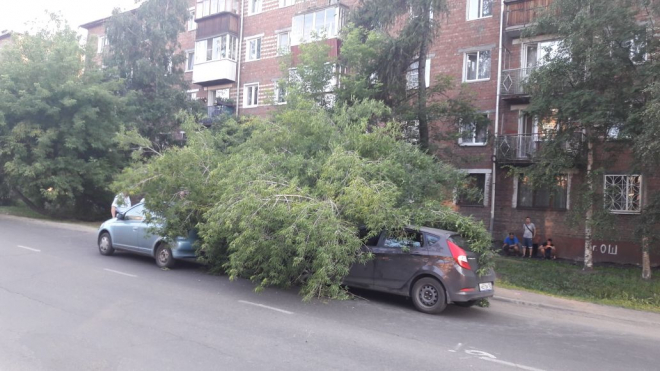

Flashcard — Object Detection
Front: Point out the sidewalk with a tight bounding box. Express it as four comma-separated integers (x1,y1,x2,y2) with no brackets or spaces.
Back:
493,286,660,327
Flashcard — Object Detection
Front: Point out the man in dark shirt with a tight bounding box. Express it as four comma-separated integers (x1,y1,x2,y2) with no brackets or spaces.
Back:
502,232,522,256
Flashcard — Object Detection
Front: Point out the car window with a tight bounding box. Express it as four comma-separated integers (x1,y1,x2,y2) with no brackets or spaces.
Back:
426,234,441,246
124,204,145,221
383,231,423,249
358,228,382,246
449,235,471,251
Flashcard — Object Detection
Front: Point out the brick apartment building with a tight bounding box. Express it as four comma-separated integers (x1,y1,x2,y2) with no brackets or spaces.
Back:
81,0,660,266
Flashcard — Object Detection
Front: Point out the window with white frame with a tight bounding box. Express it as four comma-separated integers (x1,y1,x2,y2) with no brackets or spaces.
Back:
196,0,238,18
457,172,490,207
188,8,197,30
187,89,198,100
279,0,294,7
97,35,108,54
277,32,290,56
291,7,344,46
185,51,195,71
464,50,491,82
275,82,287,104
604,175,641,213
459,115,489,145
194,34,238,63
244,83,259,107
247,37,262,61
467,0,493,20
406,58,431,90
249,0,262,15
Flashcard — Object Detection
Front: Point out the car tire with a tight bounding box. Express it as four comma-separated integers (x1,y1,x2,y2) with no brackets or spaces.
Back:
155,243,176,269
98,232,115,256
454,300,477,308
411,277,447,314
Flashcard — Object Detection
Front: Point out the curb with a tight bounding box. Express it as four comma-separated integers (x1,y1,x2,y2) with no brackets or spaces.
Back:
492,295,581,314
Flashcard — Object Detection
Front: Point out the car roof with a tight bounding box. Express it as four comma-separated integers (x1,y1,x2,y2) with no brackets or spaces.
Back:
414,226,457,236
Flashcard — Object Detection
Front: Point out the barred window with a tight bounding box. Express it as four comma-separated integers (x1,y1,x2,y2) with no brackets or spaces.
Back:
604,175,641,213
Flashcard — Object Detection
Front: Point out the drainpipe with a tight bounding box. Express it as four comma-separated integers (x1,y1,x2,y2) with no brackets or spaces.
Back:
235,0,246,117
489,0,505,236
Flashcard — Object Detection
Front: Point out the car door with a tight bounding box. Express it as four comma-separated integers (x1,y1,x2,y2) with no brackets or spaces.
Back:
344,231,382,288
372,230,429,293
131,204,160,255
112,204,145,251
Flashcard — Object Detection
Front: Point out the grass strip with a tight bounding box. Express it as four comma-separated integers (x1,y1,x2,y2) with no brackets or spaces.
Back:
495,256,660,313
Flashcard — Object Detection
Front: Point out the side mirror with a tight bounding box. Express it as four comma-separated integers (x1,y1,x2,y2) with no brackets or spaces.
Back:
116,213,125,220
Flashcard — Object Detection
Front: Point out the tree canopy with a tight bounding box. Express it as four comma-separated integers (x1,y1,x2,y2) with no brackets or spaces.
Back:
0,17,128,218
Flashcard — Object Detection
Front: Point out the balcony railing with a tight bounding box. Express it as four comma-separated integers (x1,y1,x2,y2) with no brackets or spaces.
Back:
496,132,585,163
207,104,234,118
505,0,553,30
501,68,533,96
496,134,539,163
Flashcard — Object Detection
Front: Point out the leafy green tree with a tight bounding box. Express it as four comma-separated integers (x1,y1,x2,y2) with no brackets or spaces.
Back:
342,0,452,151
0,17,128,219
521,0,659,273
103,0,195,141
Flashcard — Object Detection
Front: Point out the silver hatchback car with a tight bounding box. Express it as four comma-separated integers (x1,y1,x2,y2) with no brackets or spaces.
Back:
97,203,198,268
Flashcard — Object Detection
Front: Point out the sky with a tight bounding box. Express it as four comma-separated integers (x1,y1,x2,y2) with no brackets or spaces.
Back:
0,0,142,34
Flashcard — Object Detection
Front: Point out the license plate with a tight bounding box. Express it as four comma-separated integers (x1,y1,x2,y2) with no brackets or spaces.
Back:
479,282,493,291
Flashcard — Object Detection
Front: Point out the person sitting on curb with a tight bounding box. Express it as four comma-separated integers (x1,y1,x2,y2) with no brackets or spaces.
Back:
502,232,522,256
542,238,557,259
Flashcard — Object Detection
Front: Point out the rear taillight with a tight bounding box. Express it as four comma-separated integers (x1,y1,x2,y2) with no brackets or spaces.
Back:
447,240,472,270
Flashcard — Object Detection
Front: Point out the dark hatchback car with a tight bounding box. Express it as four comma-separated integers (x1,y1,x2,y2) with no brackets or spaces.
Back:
343,227,495,314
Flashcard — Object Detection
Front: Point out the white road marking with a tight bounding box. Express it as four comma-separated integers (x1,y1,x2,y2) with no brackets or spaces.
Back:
479,357,546,371
104,269,138,278
238,300,294,315
17,245,41,252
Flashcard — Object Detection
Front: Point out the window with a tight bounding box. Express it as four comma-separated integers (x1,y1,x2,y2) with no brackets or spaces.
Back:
244,83,259,107
406,58,431,90
383,231,424,250
459,115,488,145
97,35,108,54
187,89,198,100
275,83,287,104
185,51,195,71
279,0,294,7
467,0,493,20
196,0,238,18
247,37,262,61
625,35,647,64
277,32,290,56
194,34,238,63
458,173,486,206
604,175,641,213
125,204,145,221
518,175,568,210
188,8,197,30
464,50,491,81
249,0,262,15
291,7,343,46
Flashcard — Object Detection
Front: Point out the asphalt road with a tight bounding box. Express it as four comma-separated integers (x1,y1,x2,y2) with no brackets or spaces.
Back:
1,215,659,371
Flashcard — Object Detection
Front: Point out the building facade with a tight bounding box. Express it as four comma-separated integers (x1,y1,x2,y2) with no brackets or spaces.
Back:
81,0,660,266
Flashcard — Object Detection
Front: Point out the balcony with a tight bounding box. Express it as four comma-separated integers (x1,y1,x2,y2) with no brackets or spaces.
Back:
501,68,533,99
496,133,585,164
207,103,234,117
495,134,538,163
505,0,553,37
192,59,236,86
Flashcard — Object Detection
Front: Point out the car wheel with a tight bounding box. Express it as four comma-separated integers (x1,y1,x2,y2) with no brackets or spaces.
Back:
411,277,447,314
98,232,115,256
454,300,477,308
155,243,175,269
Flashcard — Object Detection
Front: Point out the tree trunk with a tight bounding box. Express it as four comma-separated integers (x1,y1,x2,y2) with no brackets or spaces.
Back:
417,26,430,152
642,236,652,280
583,138,594,271
11,187,51,217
